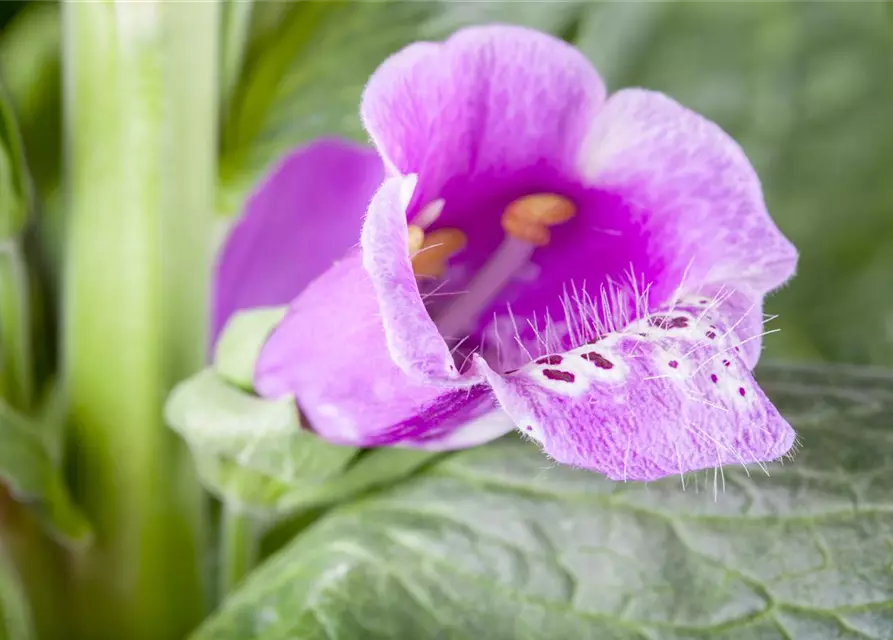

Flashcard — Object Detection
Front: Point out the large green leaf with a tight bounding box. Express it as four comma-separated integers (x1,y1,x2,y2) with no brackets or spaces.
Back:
194,364,893,639
0,399,90,545
579,1,893,366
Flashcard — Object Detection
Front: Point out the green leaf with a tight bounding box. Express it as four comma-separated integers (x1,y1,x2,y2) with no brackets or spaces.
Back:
194,446,438,521
0,549,33,640
0,43,39,412
0,81,30,239
0,399,91,545
194,364,893,639
220,0,254,120
0,241,33,410
579,1,893,366
166,369,358,516
213,306,286,390
0,4,65,309
167,370,438,518
218,0,584,215
0,4,61,194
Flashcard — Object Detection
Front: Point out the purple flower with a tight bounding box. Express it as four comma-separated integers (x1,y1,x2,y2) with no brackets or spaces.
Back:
213,26,798,482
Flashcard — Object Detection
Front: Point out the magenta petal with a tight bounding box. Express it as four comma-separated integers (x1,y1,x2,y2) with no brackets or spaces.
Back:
255,176,507,448
212,139,384,344
478,294,795,482
578,89,797,296
695,285,766,369
254,249,503,447
398,407,515,451
360,175,462,382
361,25,606,208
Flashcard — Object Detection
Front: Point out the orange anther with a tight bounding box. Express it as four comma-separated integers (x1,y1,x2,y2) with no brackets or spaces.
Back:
407,224,425,254
501,194,576,246
410,227,467,279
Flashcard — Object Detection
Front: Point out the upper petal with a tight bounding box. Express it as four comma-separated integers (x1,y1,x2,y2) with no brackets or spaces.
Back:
577,89,797,296
212,139,384,344
361,25,606,209
478,294,795,482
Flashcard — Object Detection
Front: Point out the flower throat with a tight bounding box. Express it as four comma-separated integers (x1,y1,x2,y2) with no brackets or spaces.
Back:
407,194,577,340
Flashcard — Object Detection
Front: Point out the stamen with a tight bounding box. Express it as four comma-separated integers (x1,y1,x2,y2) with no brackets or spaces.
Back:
410,227,467,279
502,194,576,246
434,194,576,339
411,198,445,230
407,224,425,254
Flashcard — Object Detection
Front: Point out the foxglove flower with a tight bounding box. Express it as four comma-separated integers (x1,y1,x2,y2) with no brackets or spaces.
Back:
214,26,798,482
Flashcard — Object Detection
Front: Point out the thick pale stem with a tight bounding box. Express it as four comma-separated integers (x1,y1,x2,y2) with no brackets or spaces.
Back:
63,3,219,638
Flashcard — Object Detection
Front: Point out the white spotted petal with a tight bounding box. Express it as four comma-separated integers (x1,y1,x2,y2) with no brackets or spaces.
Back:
477,294,795,482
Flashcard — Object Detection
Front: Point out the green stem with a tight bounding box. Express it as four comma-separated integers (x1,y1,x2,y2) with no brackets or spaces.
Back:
0,241,33,411
62,3,220,639
218,505,260,598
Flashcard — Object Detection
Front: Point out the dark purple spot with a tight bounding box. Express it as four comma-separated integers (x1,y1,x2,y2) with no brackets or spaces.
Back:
505,368,518,375
543,369,575,383
722,359,731,367
699,299,709,304
536,355,563,365
668,360,679,369
705,331,717,340
582,352,614,369
525,425,533,431
648,315,689,330
738,387,746,397
710,374,719,383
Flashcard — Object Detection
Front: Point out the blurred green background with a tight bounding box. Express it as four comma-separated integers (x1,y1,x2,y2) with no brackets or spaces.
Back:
1,2,892,639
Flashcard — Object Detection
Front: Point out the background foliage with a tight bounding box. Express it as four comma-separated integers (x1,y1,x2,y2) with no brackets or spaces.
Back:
0,2,892,639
